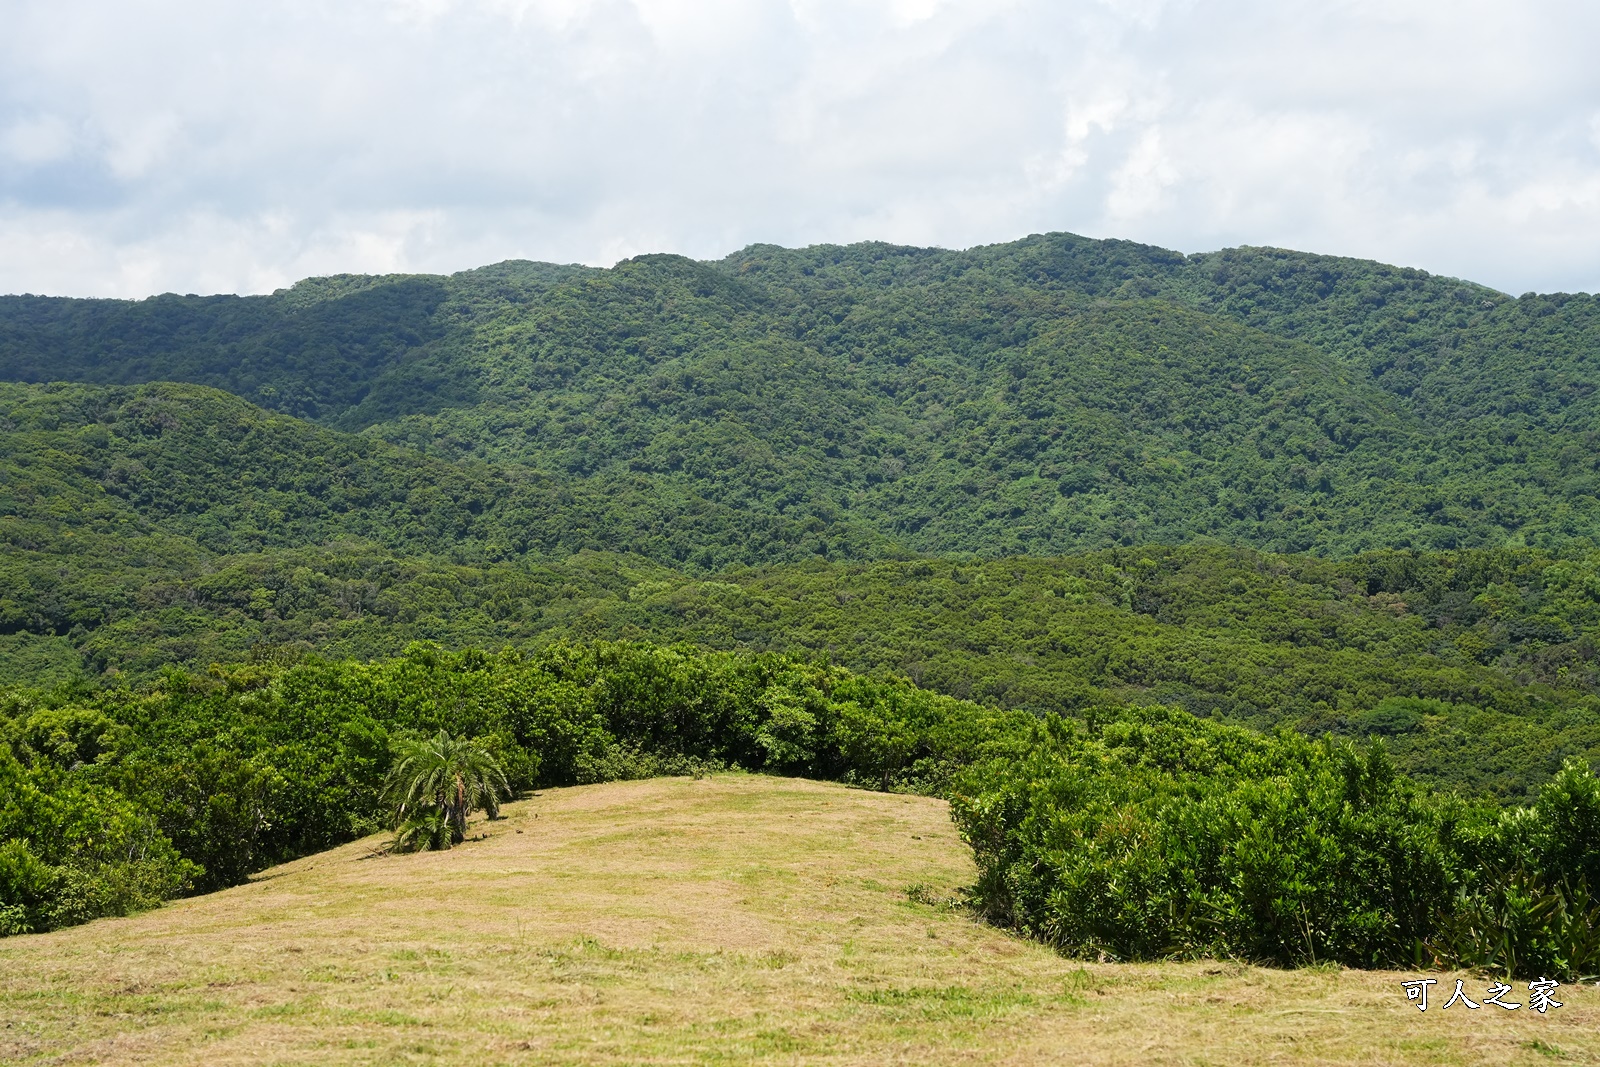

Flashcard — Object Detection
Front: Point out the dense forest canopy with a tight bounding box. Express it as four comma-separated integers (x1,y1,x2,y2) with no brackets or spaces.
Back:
3,232,1598,795
4,234,1598,563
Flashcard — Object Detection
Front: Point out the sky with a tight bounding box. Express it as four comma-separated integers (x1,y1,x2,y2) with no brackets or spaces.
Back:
2,0,1598,298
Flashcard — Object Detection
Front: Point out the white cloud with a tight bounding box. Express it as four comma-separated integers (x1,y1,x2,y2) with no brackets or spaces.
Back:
0,0,1597,296
1,115,78,166
1105,128,1176,222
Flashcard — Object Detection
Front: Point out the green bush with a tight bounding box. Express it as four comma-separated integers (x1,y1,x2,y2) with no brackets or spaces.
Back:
949,708,1600,978
384,730,510,849
0,747,198,934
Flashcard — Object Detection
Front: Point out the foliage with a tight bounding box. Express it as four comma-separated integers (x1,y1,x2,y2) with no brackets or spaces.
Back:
948,708,1600,978
4,540,1600,803
4,234,1600,571
0,745,198,934
0,264,583,425
392,806,453,854
384,730,510,850
2,638,1595,980
1427,864,1600,983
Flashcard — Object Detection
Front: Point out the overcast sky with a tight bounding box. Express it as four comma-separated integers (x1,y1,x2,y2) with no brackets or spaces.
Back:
2,0,1598,298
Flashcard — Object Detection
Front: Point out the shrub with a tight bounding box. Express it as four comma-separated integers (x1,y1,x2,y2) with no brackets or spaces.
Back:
384,730,510,850
0,748,198,933
950,707,1600,978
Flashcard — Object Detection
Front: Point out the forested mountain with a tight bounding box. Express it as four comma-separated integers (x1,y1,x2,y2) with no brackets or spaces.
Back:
4,234,1599,562
3,232,1598,715
4,233,1597,700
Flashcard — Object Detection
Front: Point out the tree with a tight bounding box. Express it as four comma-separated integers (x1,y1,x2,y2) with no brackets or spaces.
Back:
383,731,509,851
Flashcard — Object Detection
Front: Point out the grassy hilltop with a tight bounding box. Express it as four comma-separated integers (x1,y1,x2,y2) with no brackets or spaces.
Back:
5,775,1594,1067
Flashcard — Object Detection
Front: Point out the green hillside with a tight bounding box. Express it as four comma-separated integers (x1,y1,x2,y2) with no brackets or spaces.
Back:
7,526,1599,802
4,234,1598,561
2,234,1599,802
0,380,889,574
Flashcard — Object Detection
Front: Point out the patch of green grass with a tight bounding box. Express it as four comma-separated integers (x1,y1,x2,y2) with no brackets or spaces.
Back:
757,950,798,969
339,1008,429,1027
253,997,320,1019
1526,1039,1569,1059
903,882,966,911
1061,966,1095,1003
846,984,1037,1019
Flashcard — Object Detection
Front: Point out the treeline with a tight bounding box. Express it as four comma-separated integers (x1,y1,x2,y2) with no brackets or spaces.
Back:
4,641,1598,980
7,539,1599,804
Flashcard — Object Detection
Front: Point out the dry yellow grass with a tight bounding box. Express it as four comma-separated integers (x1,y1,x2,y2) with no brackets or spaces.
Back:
2,773,1597,1066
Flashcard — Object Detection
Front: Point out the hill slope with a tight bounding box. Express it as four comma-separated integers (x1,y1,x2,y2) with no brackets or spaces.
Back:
4,774,1590,1066
3,374,1598,804
9,533,1599,803
0,380,882,578
4,234,1599,561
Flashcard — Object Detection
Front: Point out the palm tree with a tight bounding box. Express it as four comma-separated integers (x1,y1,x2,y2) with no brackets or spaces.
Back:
384,731,510,851
393,806,452,853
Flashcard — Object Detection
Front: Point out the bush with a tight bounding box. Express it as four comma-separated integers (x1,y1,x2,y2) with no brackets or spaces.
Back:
1425,758,1600,980
0,748,198,934
950,707,1600,978
384,730,509,849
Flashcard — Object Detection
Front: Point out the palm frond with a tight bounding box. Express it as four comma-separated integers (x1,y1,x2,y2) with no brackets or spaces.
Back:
383,730,512,851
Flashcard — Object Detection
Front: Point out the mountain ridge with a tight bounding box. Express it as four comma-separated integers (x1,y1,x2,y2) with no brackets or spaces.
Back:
2,232,1598,569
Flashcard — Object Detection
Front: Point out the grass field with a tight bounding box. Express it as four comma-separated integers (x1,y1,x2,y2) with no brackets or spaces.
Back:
2,774,1596,1065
